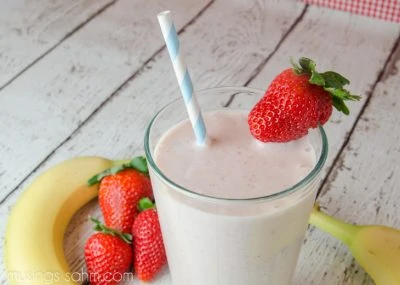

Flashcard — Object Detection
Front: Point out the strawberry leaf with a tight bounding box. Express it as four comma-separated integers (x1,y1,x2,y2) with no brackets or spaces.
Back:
291,57,304,74
321,71,350,88
291,57,360,115
110,165,125,175
87,156,149,186
130,156,149,174
138,197,155,211
309,71,325,86
299,57,315,73
90,217,132,243
332,96,350,115
324,87,361,102
292,57,325,85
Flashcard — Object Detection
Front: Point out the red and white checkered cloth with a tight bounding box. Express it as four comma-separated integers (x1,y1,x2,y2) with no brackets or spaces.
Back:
301,0,400,22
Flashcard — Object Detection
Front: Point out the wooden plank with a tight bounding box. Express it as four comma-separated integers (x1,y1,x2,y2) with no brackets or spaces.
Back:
0,0,212,202
0,0,306,283
0,0,115,87
295,40,400,285
26,0,305,163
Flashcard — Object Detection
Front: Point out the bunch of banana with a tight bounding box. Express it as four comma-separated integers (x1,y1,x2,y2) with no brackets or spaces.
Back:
309,204,400,285
4,156,130,285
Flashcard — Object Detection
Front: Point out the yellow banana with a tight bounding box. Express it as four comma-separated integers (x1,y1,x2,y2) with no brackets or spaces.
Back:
309,204,400,285
4,156,121,285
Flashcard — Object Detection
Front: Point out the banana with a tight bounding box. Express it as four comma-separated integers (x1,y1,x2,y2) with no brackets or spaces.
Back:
4,156,118,285
309,204,400,285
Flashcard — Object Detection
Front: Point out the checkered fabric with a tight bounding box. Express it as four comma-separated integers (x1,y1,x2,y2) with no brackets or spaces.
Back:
301,0,400,23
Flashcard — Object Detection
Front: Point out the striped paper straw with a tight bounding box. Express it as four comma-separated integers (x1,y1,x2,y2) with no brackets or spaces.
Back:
157,10,208,146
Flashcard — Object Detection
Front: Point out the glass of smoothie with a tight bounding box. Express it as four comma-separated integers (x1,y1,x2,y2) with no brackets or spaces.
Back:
144,87,328,285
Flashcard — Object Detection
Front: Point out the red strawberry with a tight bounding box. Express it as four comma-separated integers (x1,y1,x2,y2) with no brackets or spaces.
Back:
84,218,132,285
99,168,153,233
132,198,167,282
248,57,360,142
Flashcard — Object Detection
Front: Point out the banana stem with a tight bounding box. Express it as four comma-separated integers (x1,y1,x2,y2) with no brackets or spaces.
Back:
309,204,359,246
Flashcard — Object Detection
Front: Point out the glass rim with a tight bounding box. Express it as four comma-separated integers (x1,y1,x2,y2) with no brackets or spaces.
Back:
144,86,328,204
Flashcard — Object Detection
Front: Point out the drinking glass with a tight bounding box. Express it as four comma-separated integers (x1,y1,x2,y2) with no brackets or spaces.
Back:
144,87,328,285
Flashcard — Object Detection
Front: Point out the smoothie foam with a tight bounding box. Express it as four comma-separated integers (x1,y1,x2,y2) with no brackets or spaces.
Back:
155,110,316,199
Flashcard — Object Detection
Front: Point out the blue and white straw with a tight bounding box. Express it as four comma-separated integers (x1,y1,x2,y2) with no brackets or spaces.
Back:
157,10,208,146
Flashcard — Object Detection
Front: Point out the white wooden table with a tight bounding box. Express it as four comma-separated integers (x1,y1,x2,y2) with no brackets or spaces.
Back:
1,0,399,284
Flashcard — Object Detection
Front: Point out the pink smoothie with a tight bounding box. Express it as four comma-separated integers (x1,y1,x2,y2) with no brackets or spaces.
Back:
155,110,315,199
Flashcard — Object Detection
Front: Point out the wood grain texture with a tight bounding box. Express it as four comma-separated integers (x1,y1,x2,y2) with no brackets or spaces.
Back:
296,40,400,285
0,0,114,87
0,0,306,283
0,0,211,203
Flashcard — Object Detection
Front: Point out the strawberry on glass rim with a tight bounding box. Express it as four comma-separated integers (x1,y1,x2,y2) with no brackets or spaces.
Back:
248,57,360,143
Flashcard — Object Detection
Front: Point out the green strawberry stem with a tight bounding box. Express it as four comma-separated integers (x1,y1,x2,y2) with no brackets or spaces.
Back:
90,217,132,244
138,197,155,212
87,156,149,186
291,57,361,115
309,203,358,247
